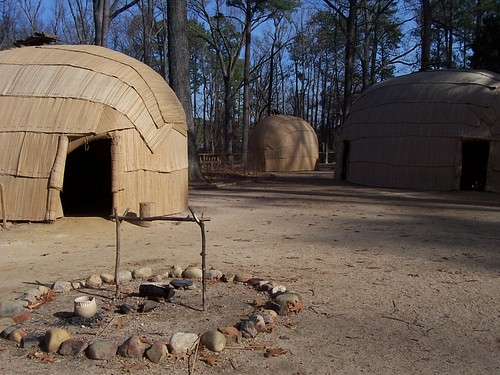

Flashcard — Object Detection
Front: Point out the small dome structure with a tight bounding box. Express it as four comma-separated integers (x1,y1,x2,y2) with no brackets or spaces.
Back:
335,70,500,192
247,115,319,172
0,44,188,221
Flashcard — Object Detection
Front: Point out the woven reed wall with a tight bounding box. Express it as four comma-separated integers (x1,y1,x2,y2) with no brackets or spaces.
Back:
112,128,188,216
337,70,500,192
248,115,319,172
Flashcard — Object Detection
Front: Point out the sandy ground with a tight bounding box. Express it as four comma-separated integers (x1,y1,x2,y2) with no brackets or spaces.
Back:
0,166,499,374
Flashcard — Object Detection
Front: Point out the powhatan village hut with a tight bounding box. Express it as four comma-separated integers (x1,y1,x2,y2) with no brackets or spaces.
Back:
335,70,500,192
0,44,188,222
247,115,319,172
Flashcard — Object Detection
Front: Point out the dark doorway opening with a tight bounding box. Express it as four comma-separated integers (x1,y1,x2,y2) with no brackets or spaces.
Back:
460,140,489,191
340,141,351,180
61,138,112,216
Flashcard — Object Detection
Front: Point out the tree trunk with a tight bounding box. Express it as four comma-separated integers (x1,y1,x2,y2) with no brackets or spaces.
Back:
241,8,252,166
421,0,432,70
343,0,357,122
93,0,110,46
223,74,233,160
167,0,203,181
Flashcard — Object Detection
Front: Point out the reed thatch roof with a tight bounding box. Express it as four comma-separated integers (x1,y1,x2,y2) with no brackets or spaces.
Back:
336,70,500,192
247,115,319,172
0,45,188,222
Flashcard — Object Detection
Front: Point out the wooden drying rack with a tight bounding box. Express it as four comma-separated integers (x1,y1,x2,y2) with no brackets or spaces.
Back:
111,206,209,311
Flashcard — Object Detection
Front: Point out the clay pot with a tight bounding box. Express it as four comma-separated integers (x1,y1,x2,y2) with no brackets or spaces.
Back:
73,296,97,319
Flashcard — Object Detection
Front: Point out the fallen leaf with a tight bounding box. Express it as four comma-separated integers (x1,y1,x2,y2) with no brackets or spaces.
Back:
288,300,305,314
121,362,147,372
247,343,272,350
41,354,58,363
264,348,287,357
252,299,265,307
28,351,58,363
113,319,129,329
200,354,218,366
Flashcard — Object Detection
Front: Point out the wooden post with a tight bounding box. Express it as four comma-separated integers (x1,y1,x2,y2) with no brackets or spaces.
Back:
189,207,207,311
139,202,154,227
114,208,121,300
0,183,6,229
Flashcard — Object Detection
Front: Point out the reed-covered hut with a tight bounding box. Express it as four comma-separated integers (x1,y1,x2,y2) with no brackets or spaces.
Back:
247,115,319,172
335,70,500,192
0,44,188,222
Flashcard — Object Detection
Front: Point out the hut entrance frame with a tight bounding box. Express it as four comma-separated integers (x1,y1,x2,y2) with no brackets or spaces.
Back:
61,138,112,216
460,139,490,191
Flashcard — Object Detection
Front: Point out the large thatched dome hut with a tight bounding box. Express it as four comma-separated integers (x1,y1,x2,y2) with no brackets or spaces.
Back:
335,70,500,192
247,115,319,172
0,44,188,222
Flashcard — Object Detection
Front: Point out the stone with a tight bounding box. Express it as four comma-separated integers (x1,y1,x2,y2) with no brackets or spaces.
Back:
52,280,72,293
249,314,267,332
182,266,203,279
118,304,134,314
0,300,26,317
200,330,226,352
257,311,274,324
8,328,27,344
234,273,253,283
16,293,37,305
12,310,31,324
170,279,193,289
1,325,17,339
45,327,72,352
263,309,278,319
117,336,149,358
133,267,153,279
170,265,183,278
273,292,303,314
58,338,90,356
0,317,16,332
86,274,102,288
140,300,160,313
139,283,174,300
239,320,258,338
15,300,29,307
100,273,115,284
148,274,163,282
221,273,235,283
146,341,168,363
86,340,118,360
218,326,241,344
206,269,223,280
118,270,133,282
247,277,264,287
257,280,274,291
169,332,199,355
21,333,44,349
37,285,51,295
23,287,42,299
71,281,83,290
271,285,287,296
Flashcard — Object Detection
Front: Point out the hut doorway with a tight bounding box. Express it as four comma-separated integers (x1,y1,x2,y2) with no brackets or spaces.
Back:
61,138,112,216
460,140,489,191
340,141,351,180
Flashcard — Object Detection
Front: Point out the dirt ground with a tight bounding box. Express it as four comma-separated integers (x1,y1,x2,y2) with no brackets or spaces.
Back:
0,165,499,375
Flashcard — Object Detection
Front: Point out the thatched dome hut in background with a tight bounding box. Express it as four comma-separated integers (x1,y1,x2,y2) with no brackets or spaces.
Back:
247,115,319,172
335,70,500,192
0,44,188,222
